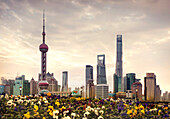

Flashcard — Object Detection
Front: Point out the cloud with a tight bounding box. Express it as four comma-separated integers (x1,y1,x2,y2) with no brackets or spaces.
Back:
0,0,170,92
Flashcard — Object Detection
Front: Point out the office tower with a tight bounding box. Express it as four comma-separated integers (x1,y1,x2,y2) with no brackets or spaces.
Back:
38,11,49,93
13,75,30,96
96,84,108,99
124,73,136,91
115,35,123,91
97,54,107,84
131,82,142,101
8,79,15,95
162,91,169,101
144,73,156,101
155,85,161,102
113,74,121,93
0,85,5,94
30,78,38,95
86,65,93,85
46,72,58,92
86,79,95,98
85,65,93,97
62,71,68,92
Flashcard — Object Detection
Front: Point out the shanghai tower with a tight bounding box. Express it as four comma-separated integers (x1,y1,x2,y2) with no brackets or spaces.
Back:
38,11,49,93
115,35,123,92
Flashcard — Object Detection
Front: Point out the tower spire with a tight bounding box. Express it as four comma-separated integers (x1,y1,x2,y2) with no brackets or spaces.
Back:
42,9,46,44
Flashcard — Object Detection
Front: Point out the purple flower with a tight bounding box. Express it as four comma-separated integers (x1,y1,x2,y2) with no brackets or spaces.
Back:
14,107,18,111
121,113,127,117
163,114,169,117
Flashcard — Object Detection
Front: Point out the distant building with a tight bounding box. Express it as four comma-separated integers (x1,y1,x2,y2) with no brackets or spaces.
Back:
46,72,58,92
13,75,30,96
162,91,169,101
4,85,10,94
62,71,68,92
131,82,142,101
86,79,95,98
0,85,5,94
96,84,108,99
124,73,136,92
155,85,161,102
38,72,58,92
115,35,123,92
113,74,121,93
58,85,61,91
97,55,107,84
85,65,93,97
30,78,38,95
144,73,156,101
8,79,15,95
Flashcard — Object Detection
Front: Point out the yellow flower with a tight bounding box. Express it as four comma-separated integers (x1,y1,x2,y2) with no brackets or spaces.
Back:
141,110,145,114
134,110,137,114
47,92,51,96
55,101,60,106
135,106,138,110
164,107,168,110
139,105,144,110
124,104,127,107
34,105,38,112
42,117,46,119
49,111,53,116
24,112,30,119
62,106,66,109
33,112,40,117
48,106,54,110
127,110,132,114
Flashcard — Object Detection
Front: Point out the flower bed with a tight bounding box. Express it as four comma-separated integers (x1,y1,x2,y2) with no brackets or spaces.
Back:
0,94,169,119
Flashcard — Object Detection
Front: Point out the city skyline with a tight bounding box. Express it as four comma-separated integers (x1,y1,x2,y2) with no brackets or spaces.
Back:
0,0,170,93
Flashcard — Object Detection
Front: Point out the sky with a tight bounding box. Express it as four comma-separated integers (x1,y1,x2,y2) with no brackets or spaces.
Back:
0,0,170,93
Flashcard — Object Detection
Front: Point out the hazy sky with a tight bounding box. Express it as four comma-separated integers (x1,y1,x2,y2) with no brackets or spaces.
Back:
0,0,170,93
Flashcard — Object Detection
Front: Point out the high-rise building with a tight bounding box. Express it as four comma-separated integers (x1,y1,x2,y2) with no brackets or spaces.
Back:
85,65,93,97
144,73,156,101
46,72,58,92
8,79,15,95
115,35,123,91
131,82,142,101
62,71,68,92
97,54,107,84
30,78,38,95
155,85,161,102
86,79,95,98
86,65,93,86
13,75,30,96
124,73,136,91
96,84,108,99
113,74,121,93
38,11,49,94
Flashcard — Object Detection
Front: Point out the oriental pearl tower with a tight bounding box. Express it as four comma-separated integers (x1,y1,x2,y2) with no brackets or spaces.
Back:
38,11,49,94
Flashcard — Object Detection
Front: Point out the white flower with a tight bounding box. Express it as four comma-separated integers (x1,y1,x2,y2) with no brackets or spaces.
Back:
84,111,90,117
98,115,104,119
18,99,23,104
44,100,48,103
0,95,4,99
53,110,59,119
99,110,104,115
62,116,71,119
12,103,16,107
5,94,9,100
38,101,41,105
71,113,76,117
43,97,46,101
63,110,69,114
31,102,34,105
102,106,105,109
94,109,98,116
150,108,157,112
82,117,87,119
7,100,13,106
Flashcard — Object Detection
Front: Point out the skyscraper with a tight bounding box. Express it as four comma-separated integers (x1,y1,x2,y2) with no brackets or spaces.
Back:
97,54,107,84
124,73,136,91
144,73,156,101
85,65,93,97
115,35,123,91
62,71,68,92
30,78,38,95
85,65,93,85
38,11,49,93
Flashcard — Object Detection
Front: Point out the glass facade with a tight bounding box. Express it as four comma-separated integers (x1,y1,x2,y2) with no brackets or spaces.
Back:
62,71,68,92
126,73,136,90
97,55,107,84
114,74,121,93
